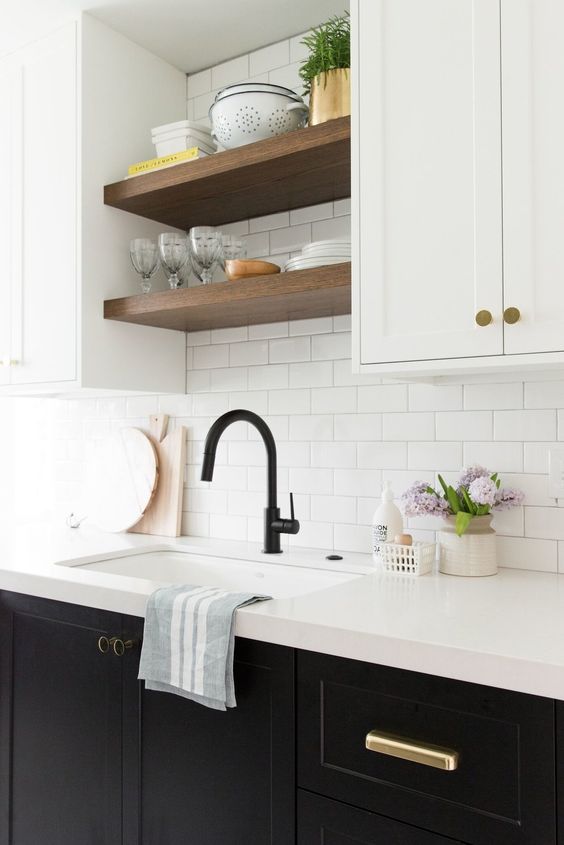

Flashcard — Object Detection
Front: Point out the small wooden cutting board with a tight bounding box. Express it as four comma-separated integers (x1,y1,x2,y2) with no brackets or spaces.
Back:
130,414,186,537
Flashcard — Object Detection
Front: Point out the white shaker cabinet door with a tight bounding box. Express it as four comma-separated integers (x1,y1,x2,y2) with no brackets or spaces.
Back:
10,24,77,386
501,0,564,355
354,0,503,366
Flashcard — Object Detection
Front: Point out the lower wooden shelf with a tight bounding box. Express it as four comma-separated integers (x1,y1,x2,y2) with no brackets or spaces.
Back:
104,262,351,333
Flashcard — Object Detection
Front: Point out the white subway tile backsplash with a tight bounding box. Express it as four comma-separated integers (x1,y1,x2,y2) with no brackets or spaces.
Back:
311,442,356,468
463,442,523,473
333,198,351,217
290,467,333,495
268,388,310,415
211,54,249,89
193,344,229,369
525,506,564,540
358,442,407,469
248,321,288,340
289,316,333,336
383,412,435,442
267,61,302,92
249,211,289,233
497,536,558,572
244,231,270,258
228,391,268,415
210,326,248,344
289,415,333,441
187,69,211,99
270,223,311,254
333,315,352,333
312,332,351,361
248,364,288,390
526,381,564,409
335,414,381,441
436,411,492,442
249,40,290,75
311,215,351,242
229,340,269,367
494,410,556,442
464,382,523,411
334,523,372,554
186,330,212,347
358,385,408,413
290,202,334,225
210,367,248,392
408,442,462,471
312,387,357,414
192,393,229,417
334,468,382,498
289,31,309,63
408,384,463,412
311,495,356,524
269,336,310,363
289,361,333,388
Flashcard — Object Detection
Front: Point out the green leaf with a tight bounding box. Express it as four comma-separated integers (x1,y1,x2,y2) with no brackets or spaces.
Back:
491,472,498,483
437,474,449,496
446,485,461,514
455,511,473,536
460,486,477,515
425,486,439,497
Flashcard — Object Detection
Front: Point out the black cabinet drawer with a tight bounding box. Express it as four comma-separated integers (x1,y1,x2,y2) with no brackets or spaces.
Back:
298,791,465,844
297,651,556,844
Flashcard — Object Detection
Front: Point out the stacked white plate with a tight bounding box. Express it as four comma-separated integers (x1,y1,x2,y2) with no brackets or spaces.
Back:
284,239,351,271
151,119,216,157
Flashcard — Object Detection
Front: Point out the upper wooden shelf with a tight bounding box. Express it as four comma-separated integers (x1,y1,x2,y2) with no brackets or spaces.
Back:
104,117,351,229
104,262,351,333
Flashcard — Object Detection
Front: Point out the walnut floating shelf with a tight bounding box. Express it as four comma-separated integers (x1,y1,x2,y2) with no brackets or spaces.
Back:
104,263,351,333
104,117,350,229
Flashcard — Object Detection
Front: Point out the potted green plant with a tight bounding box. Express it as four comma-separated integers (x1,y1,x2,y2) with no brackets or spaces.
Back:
299,12,350,126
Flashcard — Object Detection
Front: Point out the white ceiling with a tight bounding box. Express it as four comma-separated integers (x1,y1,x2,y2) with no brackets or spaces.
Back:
0,0,348,72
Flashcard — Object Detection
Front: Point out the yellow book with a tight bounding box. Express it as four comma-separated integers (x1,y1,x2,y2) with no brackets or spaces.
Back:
127,147,199,176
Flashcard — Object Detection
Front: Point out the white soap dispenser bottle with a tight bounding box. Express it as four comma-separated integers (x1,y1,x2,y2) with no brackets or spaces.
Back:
372,482,403,563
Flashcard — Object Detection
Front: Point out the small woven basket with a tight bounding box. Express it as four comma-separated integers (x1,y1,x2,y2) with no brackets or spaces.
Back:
379,541,436,576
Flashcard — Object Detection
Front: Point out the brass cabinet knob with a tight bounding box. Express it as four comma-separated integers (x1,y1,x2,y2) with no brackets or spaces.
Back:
112,638,135,657
97,636,110,654
503,306,521,324
475,310,493,327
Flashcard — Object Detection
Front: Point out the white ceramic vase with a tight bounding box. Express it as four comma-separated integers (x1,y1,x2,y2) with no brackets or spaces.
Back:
438,515,497,577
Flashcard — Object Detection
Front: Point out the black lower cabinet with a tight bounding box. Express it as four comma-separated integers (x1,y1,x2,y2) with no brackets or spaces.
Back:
121,616,295,845
0,593,295,845
297,791,465,844
297,651,557,845
0,591,123,845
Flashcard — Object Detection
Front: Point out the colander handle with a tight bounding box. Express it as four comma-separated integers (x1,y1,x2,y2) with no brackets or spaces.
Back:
286,101,309,113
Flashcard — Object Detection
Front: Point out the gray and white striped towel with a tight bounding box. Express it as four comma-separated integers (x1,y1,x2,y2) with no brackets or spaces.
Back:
138,585,271,711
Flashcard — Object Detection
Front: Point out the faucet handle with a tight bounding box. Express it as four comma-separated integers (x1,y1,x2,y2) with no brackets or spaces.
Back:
271,493,300,537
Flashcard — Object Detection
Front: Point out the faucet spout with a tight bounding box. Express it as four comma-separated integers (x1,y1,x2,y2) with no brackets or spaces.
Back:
201,410,298,553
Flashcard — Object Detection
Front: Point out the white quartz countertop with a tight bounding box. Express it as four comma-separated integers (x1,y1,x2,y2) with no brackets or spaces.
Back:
0,522,562,700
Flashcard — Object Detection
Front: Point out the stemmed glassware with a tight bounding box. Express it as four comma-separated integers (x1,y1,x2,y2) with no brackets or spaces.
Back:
158,232,189,289
220,234,246,270
188,227,223,284
129,239,160,294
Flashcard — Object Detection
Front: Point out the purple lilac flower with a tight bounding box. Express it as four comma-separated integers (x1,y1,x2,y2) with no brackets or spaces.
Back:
458,465,490,491
468,476,498,507
494,487,525,511
401,481,450,518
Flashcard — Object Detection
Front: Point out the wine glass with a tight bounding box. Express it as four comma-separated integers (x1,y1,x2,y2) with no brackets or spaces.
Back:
220,234,246,270
188,227,223,285
129,239,160,293
158,232,189,289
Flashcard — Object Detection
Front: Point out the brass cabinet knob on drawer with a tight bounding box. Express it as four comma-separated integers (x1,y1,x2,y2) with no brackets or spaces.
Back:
475,310,493,327
503,306,521,324
112,638,135,657
97,636,110,654
365,730,459,771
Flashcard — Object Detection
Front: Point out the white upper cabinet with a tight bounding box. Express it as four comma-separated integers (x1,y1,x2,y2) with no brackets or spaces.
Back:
353,0,564,376
501,0,564,356
0,16,187,395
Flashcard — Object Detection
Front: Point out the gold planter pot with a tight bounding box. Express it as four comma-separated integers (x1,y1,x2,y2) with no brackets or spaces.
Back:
309,68,350,126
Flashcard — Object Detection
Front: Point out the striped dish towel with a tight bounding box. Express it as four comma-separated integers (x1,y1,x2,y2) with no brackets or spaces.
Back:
138,585,271,711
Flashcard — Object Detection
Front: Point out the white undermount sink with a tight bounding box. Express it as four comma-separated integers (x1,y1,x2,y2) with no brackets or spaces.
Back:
57,548,364,599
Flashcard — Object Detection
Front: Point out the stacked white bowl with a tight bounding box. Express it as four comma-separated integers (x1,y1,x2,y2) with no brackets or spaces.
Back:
151,120,216,158
284,239,351,271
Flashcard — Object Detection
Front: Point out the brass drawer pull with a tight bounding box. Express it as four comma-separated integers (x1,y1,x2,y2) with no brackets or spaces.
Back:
97,636,110,654
365,730,459,771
